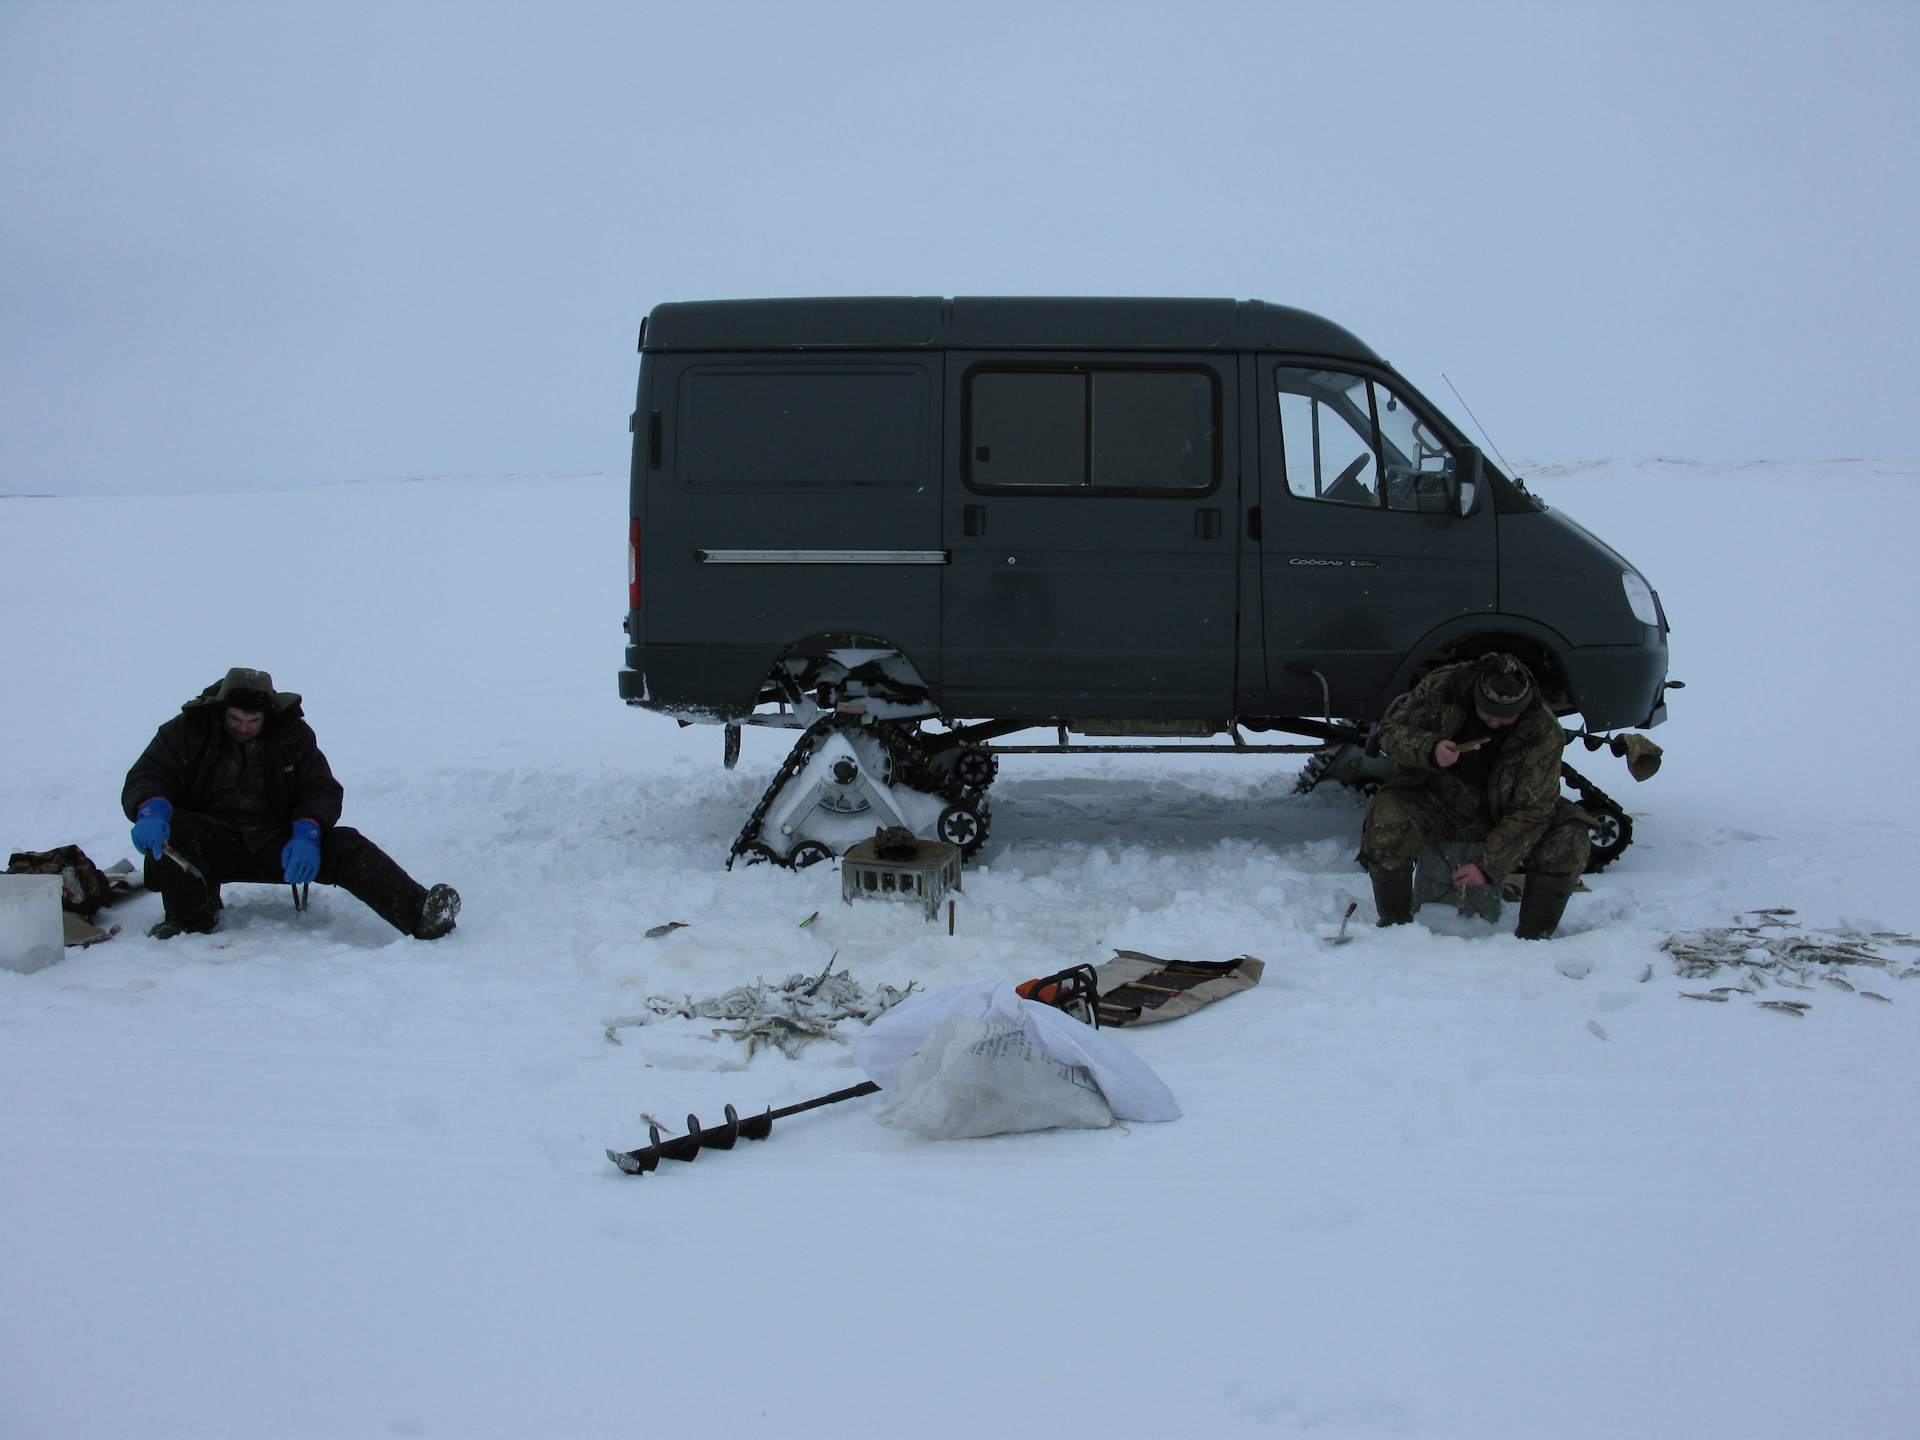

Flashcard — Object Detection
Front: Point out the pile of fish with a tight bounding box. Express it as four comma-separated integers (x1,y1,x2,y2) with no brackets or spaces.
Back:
604,959,915,1058
1660,909,1919,1013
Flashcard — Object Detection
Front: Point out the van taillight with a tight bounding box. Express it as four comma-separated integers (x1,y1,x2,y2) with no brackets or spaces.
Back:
628,518,641,610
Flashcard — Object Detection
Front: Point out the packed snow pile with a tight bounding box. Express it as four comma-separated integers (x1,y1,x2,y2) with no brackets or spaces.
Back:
604,959,915,1057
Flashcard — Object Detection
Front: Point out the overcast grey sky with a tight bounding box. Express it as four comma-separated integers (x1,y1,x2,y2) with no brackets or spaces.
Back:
3,1,1914,494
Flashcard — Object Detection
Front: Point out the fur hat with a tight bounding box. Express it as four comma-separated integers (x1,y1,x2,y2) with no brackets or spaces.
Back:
210,667,293,714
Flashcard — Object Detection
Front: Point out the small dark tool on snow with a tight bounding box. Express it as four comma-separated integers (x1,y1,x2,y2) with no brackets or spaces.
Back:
291,883,309,913
1325,901,1359,946
607,1080,881,1175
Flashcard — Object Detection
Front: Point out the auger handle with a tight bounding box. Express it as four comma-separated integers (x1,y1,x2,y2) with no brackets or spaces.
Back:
764,1079,880,1122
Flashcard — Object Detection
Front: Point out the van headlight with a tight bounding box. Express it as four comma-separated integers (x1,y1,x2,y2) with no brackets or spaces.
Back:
1621,571,1660,626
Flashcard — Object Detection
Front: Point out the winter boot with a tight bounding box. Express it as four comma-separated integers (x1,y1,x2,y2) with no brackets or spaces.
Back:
143,850,221,937
413,884,461,940
1371,867,1415,927
148,918,215,940
1514,872,1577,940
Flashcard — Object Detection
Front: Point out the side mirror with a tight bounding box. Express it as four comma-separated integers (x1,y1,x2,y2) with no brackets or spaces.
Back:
1454,445,1483,517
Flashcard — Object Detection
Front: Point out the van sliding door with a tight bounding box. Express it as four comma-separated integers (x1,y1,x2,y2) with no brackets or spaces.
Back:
940,354,1239,718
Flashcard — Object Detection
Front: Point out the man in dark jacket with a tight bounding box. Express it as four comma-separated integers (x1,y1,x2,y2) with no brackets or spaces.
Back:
123,668,460,941
1360,652,1591,940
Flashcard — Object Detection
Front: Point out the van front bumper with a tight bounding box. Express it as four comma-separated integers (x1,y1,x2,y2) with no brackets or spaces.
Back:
1561,633,1669,731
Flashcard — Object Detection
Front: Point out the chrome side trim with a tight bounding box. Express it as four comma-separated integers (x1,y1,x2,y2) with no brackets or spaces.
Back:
696,549,950,565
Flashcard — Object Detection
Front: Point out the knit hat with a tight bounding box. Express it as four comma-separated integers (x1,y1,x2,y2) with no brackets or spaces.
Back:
1473,653,1533,719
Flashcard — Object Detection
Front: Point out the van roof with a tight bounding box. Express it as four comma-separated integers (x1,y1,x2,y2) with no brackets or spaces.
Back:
641,297,1382,361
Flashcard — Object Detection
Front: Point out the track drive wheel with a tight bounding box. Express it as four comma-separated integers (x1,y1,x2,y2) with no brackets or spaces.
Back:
954,747,998,792
737,841,784,868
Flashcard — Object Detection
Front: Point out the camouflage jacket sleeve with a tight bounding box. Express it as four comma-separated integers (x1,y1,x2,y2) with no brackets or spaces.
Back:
1374,665,1470,772
1477,705,1568,885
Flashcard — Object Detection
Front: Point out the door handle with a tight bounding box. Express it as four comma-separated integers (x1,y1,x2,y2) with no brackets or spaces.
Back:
1194,508,1222,540
963,504,986,537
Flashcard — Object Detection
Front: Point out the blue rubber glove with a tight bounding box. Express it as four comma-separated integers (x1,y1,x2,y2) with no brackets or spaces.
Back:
132,798,172,858
281,819,322,886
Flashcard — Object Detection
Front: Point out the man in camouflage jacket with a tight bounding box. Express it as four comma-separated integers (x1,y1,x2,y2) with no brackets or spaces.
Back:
123,668,460,941
1360,652,1589,939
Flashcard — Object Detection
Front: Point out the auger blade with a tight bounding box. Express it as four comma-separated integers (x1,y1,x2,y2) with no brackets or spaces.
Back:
694,1103,742,1150
657,1114,704,1162
607,1124,666,1173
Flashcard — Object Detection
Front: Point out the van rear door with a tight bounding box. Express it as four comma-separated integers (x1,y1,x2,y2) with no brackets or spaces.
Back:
940,354,1239,719
644,354,944,683
1256,361,1497,713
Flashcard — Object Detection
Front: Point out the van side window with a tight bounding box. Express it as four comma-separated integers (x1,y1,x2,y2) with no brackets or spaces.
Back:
1276,368,1455,513
679,366,928,489
968,368,1216,491
1276,370,1380,506
969,372,1084,487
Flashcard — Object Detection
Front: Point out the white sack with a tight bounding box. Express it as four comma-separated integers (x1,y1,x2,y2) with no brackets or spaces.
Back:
855,979,1181,1123
873,1013,1115,1139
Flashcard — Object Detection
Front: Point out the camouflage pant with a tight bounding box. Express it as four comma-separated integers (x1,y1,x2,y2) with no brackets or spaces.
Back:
1360,785,1591,878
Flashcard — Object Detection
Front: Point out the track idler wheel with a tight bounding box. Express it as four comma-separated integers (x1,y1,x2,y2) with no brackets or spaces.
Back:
936,801,990,858
787,839,835,869
1584,801,1633,873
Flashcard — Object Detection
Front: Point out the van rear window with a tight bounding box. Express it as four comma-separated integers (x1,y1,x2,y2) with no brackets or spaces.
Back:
679,367,929,489
967,368,1216,491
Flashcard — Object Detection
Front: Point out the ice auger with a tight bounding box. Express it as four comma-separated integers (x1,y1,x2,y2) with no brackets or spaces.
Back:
607,1080,881,1175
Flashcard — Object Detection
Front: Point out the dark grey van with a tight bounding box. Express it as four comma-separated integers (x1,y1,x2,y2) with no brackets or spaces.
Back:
619,298,1670,868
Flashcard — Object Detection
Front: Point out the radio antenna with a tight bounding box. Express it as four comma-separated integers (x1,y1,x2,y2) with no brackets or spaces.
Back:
1442,374,1519,480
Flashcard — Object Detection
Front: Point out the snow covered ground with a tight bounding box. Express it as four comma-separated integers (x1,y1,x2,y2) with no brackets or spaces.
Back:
2,460,1917,1438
